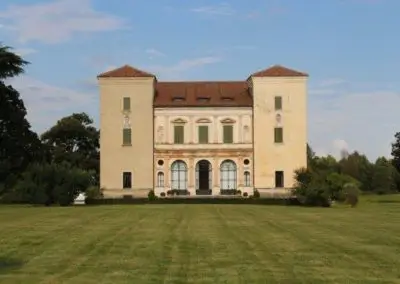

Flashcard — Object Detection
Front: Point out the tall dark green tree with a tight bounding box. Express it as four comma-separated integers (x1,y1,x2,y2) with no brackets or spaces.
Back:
0,44,44,193
41,112,99,184
391,132,400,190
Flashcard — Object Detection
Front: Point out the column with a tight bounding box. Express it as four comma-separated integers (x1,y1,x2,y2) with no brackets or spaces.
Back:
213,157,219,188
238,155,244,187
165,156,170,188
213,116,218,143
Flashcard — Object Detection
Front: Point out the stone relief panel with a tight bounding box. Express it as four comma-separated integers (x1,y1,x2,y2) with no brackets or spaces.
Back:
123,115,131,129
157,126,164,143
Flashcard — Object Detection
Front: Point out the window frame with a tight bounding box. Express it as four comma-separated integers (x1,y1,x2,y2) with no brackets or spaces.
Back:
123,97,131,111
244,171,251,187
123,128,132,145
223,124,234,144
274,127,283,143
123,172,132,189
275,171,284,188
174,125,184,144
198,125,209,144
157,172,164,187
274,96,282,110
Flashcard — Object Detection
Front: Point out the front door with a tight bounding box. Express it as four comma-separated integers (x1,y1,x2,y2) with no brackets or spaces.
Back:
196,160,212,194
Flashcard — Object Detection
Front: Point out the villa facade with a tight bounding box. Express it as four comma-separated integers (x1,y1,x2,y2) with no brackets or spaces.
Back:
97,64,308,197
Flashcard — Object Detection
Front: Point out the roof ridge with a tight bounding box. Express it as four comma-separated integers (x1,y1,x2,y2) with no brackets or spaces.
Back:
97,64,155,78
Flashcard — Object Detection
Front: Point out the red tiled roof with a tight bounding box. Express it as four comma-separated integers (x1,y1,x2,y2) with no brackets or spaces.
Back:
97,65,155,78
251,65,308,77
154,81,252,107
98,64,308,107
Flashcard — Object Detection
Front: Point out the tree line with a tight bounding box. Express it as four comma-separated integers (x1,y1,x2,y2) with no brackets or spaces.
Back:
1,43,400,206
0,44,100,205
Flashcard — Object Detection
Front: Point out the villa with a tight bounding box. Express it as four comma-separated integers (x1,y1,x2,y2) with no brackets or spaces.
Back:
97,64,308,197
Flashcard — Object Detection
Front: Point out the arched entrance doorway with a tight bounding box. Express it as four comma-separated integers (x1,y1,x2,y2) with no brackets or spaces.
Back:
196,160,212,195
171,160,187,190
220,160,237,192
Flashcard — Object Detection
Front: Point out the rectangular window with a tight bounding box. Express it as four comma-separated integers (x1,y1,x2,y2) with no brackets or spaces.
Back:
223,125,233,143
198,125,209,144
274,127,283,143
244,171,251,187
275,171,284,188
123,172,132,189
123,128,132,145
157,172,164,187
123,97,131,111
174,125,184,144
275,96,282,110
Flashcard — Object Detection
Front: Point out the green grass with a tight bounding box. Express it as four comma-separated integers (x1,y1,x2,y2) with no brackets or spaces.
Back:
1,195,400,283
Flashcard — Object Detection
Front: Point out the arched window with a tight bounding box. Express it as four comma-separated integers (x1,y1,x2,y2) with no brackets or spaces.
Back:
171,160,187,190
157,172,164,187
220,160,237,190
244,171,250,187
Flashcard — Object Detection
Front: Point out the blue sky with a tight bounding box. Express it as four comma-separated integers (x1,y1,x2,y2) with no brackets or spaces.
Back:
1,0,399,160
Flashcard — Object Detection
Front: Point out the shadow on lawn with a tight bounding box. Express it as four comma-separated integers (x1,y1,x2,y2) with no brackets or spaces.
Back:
0,257,24,274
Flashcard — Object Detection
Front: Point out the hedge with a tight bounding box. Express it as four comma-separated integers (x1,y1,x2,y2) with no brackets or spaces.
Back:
84,197,302,206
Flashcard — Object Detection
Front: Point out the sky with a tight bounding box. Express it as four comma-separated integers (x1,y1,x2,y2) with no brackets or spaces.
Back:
0,0,399,161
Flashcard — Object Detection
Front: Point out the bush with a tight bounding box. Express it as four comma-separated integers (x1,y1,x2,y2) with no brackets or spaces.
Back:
326,172,361,202
243,192,248,197
253,189,260,199
343,183,360,207
12,162,92,206
85,186,103,199
148,190,157,201
160,192,166,197
237,190,242,195
293,180,332,207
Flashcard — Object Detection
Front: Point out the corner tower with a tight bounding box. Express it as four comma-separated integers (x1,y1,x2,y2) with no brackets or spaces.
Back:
97,65,155,195
249,65,308,190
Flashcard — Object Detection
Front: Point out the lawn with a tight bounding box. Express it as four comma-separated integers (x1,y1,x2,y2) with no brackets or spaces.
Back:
1,195,400,283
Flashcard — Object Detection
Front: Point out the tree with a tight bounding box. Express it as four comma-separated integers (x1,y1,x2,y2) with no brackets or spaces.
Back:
339,151,373,191
0,44,44,193
391,132,400,190
370,157,397,194
41,112,99,184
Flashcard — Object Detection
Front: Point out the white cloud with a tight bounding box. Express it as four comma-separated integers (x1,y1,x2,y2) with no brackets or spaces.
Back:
148,56,222,79
191,3,235,16
309,84,400,160
145,48,165,60
8,76,97,134
0,0,126,44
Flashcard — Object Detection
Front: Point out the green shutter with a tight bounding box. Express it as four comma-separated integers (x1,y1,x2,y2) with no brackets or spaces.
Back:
198,126,208,144
275,96,282,110
123,97,131,111
274,127,283,143
223,125,233,143
123,128,132,145
174,125,184,144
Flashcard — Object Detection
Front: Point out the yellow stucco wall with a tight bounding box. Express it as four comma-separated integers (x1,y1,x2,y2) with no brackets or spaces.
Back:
98,77,154,192
251,76,308,189
98,74,307,196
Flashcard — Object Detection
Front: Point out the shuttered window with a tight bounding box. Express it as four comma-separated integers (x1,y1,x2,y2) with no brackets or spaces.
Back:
275,96,282,110
123,97,131,111
123,128,132,145
223,125,233,144
123,172,132,188
198,126,208,144
275,171,284,188
174,125,184,144
274,127,283,143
